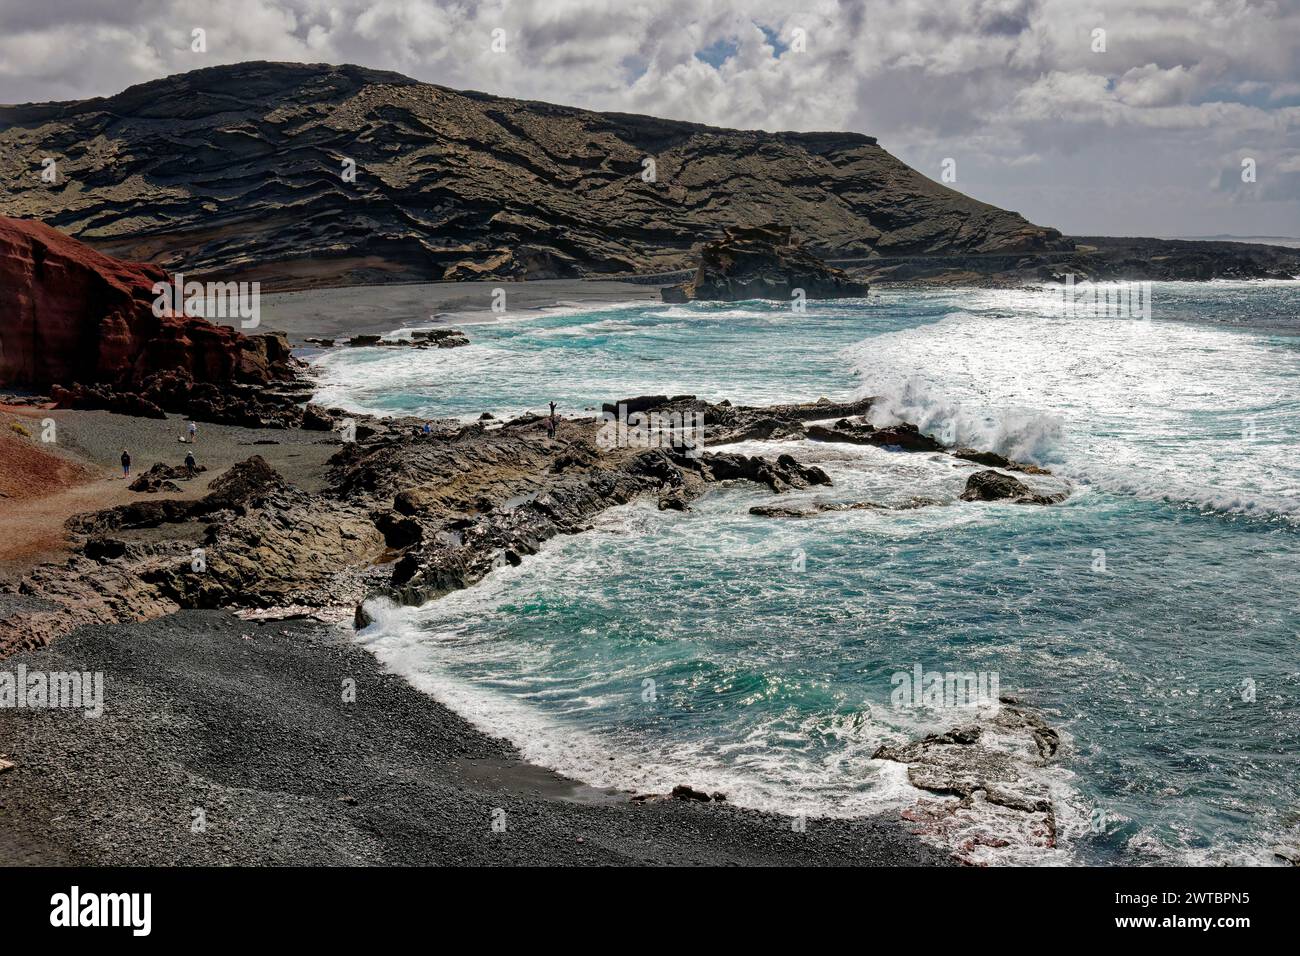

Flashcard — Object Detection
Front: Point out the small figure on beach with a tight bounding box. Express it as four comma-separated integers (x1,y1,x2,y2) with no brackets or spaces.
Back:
422,422,432,436
187,420,198,443
547,401,558,439
184,450,197,477
120,449,131,478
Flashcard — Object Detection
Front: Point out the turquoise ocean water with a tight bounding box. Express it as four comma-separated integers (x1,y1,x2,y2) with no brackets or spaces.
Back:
313,283,1300,864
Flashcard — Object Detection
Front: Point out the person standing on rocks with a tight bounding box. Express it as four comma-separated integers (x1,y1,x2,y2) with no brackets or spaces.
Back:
184,450,197,478
120,450,131,479
187,421,198,443
547,401,558,439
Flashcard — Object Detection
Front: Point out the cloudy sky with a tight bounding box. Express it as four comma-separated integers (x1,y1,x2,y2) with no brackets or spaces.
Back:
1,0,1297,237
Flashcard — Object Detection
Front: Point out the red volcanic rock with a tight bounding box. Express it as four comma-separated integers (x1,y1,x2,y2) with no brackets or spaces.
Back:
0,216,293,392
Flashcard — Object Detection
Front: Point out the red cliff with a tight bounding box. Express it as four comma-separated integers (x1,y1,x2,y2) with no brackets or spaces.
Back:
0,216,294,388
0,217,302,424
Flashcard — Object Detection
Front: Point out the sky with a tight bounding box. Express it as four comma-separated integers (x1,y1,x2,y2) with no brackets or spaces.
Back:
1,0,1297,238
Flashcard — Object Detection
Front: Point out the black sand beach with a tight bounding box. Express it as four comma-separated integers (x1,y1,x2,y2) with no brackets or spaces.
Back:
0,610,950,866
235,279,669,345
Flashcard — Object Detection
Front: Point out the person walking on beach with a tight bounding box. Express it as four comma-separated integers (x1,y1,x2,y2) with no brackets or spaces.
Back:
547,401,558,439
184,450,197,478
187,420,198,443
422,421,432,436
120,449,131,478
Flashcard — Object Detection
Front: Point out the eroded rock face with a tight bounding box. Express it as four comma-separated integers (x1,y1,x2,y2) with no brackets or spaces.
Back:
663,224,870,302
0,62,1067,288
0,216,167,389
0,217,295,390
0,217,305,425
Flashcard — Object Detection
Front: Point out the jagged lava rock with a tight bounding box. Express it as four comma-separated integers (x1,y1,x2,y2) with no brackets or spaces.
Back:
960,470,1065,505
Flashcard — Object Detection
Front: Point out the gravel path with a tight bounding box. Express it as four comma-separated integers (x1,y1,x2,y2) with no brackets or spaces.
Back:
0,407,342,578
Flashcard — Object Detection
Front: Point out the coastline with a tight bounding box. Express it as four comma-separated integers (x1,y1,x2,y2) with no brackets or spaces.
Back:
11,281,1297,866
1,35,1297,881
0,394,963,866
0,383,1068,866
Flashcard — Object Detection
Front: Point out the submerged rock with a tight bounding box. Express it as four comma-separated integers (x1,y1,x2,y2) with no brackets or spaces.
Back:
748,496,948,518
959,470,1066,505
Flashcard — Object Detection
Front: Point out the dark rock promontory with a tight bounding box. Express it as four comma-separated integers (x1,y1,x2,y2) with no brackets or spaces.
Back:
662,224,870,302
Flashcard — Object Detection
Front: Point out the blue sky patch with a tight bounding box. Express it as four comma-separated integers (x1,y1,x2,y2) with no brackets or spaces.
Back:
694,36,740,67
757,23,789,57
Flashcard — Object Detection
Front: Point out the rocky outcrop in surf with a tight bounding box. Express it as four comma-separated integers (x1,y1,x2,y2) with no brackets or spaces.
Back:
960,470,1066,505
602,394,1055,477
875,699,1064,866
661,223,869,302
0,392,1068,656
806,420,945,452
339,329,470,349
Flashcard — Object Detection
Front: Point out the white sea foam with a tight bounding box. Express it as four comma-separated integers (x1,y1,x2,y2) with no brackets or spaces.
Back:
657,305,785,321
356,590,930,819
844,309,1300,520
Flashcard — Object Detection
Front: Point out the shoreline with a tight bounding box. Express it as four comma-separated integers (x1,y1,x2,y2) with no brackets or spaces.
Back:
237,276,1300,351
0,608,952,866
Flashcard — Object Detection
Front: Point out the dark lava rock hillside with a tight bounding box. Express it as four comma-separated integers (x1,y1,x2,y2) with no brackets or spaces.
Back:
0,60,1067,289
